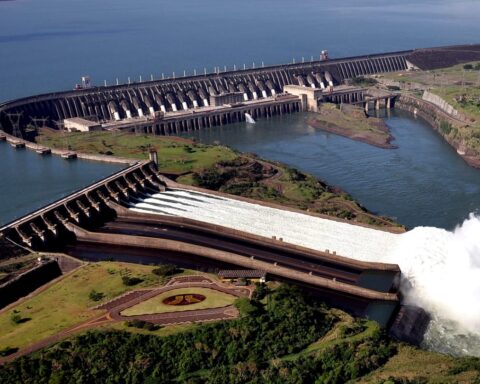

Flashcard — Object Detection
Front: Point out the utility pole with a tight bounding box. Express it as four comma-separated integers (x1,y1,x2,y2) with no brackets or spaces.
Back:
31,117,49,134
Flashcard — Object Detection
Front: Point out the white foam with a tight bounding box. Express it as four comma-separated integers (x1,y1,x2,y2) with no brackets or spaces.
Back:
131,190,480,356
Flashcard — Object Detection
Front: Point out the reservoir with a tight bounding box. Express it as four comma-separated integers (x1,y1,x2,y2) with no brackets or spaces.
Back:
1,0,480,228
0,142,123,226
187,110,480,230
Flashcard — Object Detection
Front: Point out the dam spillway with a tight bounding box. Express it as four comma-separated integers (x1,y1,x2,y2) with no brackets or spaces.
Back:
2,44,480,136
0,164,406,327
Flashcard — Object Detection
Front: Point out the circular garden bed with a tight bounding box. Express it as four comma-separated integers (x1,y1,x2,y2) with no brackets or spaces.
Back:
163,294,206,306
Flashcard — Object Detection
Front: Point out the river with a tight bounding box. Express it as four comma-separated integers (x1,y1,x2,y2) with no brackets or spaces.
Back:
1,0,480,102
186,110,480,229
1,0,480,229
0,142,123,226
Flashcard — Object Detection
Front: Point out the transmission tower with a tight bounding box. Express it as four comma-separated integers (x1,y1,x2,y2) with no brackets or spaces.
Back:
6,112,23,138
30,117,49,134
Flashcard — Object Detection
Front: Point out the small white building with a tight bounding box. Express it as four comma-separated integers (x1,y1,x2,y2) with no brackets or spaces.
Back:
63,118,102,132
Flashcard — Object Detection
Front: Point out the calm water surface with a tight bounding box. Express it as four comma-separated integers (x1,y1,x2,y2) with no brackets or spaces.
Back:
0,0,480,227
0,143,123,226
187,110,480,229
1,0,480,101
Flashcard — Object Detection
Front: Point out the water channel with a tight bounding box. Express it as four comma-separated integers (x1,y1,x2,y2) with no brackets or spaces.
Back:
186,110,480,230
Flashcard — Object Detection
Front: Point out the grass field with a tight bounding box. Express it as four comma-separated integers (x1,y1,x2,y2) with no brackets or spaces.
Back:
309,103,393,148
359,345,478,383
36,130,237,174
383,61,480,122
0,262,165,350
121,287,236,316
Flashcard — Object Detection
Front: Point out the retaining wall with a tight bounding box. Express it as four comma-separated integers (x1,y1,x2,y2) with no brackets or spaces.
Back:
0,260,62,309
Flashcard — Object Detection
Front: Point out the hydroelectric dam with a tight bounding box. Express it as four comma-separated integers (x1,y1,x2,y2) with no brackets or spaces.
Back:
1,157,425,342
2,44,480,137
2,44,480,343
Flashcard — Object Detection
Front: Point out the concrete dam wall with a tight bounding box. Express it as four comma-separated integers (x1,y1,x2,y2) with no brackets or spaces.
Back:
0,49,412,134
3,44,480,136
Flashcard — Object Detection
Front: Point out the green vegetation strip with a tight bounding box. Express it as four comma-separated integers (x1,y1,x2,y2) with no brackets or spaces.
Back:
121,287,236,315
36,130,236,174
36,128,401,228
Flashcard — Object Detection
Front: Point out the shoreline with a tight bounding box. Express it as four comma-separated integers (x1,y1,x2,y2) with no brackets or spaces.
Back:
306,117,396,150
0,130,134,166
395,95,480,169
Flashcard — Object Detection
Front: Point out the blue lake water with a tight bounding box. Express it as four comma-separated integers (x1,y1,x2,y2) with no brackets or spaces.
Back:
1,0,480,101
0,142,123,226
0,0,480,228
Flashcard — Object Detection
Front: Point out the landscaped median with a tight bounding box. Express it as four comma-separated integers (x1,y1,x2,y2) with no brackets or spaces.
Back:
121,287,237,316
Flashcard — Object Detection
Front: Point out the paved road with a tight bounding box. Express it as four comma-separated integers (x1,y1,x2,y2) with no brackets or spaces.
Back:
0,275,250,365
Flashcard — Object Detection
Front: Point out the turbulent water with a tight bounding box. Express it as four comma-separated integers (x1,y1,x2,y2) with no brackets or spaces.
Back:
131,189,480,356
245,113,256,124
382,215,480,356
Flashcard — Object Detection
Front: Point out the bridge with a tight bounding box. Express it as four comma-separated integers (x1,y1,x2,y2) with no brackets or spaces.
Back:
2,44,479,136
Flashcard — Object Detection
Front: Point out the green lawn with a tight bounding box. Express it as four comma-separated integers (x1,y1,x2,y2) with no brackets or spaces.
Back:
121,287,236,316
36,130,237,174
0,262,164,350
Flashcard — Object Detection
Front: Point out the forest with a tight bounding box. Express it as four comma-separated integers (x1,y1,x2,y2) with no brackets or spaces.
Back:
0,284,400,383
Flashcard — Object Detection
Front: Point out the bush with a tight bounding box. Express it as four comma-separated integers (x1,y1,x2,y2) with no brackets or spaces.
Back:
10,313,22,325
448,356,480,374
387,85,401,91
0,346,18,357
126,319,160,331
251,282,270,301
234,297,260,316
89,290,105,302
440,121,452,135
121,276,143,286
351,76,378,86
463,64,474,70
152,264,179,277
192,168,233,190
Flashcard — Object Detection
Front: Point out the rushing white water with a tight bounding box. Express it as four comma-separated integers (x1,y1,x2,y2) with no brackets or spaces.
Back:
245,113,256,124
131,190,480,356
388,215,480,356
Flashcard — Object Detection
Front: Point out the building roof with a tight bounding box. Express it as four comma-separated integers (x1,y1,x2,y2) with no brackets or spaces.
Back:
218,270,266,279
63,117,100,127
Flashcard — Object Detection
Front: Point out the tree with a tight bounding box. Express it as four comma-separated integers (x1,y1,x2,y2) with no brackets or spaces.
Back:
89,290,105,302
152,264,179,277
